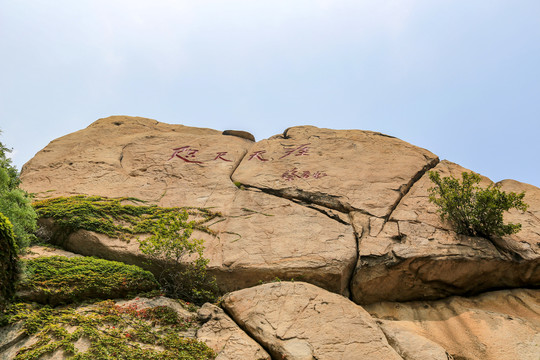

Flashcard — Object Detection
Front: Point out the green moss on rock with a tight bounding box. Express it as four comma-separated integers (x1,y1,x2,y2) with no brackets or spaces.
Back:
17,256,159,305
4,300,215,360
0,213,18,308
32,196,221,240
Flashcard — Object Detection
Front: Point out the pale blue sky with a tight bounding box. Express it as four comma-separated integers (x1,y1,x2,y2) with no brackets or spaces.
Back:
1,1,539,186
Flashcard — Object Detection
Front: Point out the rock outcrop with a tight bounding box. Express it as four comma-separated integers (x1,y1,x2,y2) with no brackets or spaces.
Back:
13,115,540,359
352,160,540,304
366,288,540,360
197,303,271,360
222,282,403,360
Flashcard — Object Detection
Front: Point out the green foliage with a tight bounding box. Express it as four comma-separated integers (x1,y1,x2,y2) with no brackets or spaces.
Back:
0,213,18,308
33,196,220,239
0,131,37,249
34,196,220,305
139,212,219,304
3,300,215,360
428,171,529,238
17,256,159,305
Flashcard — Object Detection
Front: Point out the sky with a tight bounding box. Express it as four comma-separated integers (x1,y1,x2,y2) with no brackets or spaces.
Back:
1,0,539,187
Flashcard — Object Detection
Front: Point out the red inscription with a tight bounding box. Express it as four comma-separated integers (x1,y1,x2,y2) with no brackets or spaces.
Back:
168,146,203,164
282,168,327,181
280,143,311,159
248,150,269,161
213,152,233,162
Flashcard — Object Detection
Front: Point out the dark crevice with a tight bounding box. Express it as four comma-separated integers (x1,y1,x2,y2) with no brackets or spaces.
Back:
374,323,407,360
238,183,362,226
289,198,350,225
220,304,276,360
385,157,440,222
347,212,370,300
228,149,250,186
250,185,366,215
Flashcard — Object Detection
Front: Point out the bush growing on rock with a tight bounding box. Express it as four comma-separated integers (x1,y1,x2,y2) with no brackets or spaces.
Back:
0,213,18,308
33,195,219,305
139,212,219,305
0,131,37,249
428,171,528,238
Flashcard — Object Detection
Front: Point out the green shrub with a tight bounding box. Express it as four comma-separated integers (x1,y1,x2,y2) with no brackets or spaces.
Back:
17,256,159,305
0,213,18,308
139,212,219,304
0,131,37,249
33,196,220,305
428,171,529,238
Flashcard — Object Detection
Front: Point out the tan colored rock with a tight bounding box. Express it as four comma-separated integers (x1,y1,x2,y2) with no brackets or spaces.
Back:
365,288,540,360
197,303,271,360
352,160,540,304
232,126,438,218
375,322,452,360
222,281,403,360
43,189,356,295
23,117,357,296
21,116,252,211
20,245,82,260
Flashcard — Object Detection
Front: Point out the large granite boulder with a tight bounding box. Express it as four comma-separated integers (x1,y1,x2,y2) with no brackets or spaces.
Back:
365,288,540,360
232,125,438,217
20,117,357,295
222,281,404,360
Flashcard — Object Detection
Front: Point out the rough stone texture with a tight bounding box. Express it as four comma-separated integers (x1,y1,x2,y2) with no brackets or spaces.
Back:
22,117,357,296
21,116,252,211
222,282,403,360
352,160,540,304
232,126,438,218
375,322,452,360
365,288,540,360
0,296,204,359
38,189,356,295
20,245,82,260
0,321,26,360
197,303,271,360
222,130,256,142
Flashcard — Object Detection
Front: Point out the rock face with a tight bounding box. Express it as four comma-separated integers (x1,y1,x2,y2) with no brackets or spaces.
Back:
197,303,271,360
232,126,438,217
366,288,540,360
222,282,403,360
352,160,540,304
16,115,540,359
22,116,357,296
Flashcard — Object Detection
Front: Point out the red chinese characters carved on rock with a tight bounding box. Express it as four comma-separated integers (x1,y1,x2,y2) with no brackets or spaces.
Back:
248,150,269,161
281,168,328,181
168,147,233,163
279,143,311,159
168,146,203,164
214,152,233,162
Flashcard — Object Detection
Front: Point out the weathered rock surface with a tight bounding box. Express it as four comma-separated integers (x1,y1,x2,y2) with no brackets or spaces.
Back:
232,126,438,218
37,189,356,295
222,281,404,360
352,160,540,304
197,303,271,360
15,115,540,359
366,288,540,360
21,116,252,211
20,245,82,260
